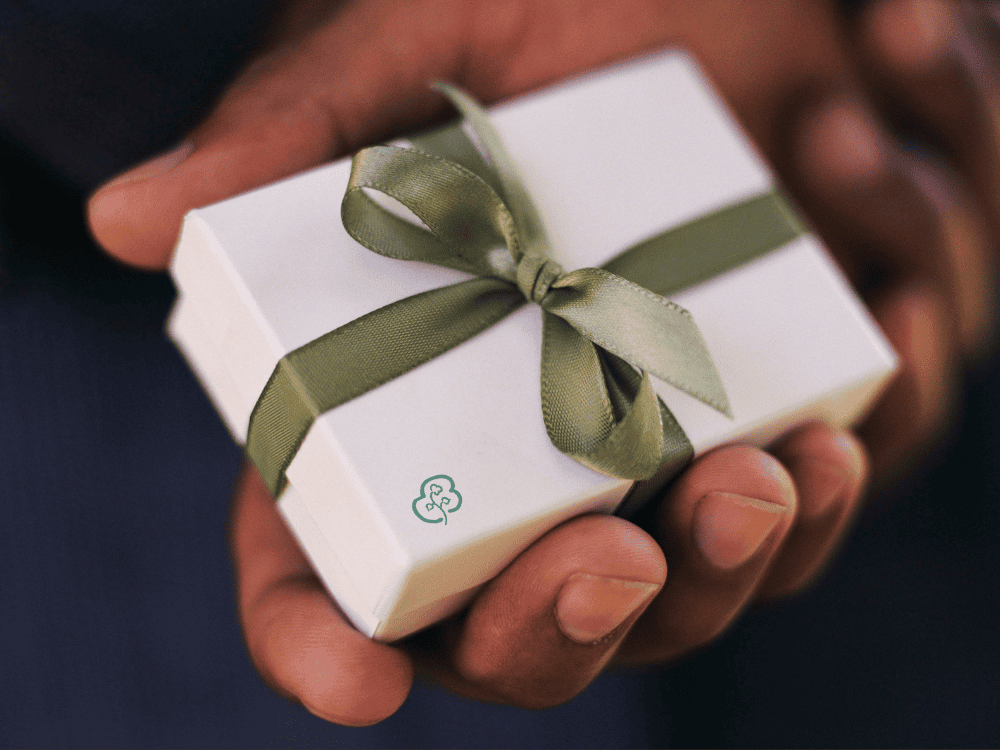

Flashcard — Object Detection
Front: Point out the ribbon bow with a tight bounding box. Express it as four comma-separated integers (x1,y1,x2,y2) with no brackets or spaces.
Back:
247,83,804,497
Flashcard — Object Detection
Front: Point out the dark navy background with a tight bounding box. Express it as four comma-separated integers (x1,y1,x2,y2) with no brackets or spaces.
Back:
1,0,998,746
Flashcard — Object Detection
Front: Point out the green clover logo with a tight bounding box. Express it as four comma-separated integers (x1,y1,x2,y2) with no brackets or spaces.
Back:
412,475,462,525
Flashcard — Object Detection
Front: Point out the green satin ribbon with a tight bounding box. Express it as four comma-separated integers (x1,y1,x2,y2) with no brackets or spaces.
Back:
246,83,805,497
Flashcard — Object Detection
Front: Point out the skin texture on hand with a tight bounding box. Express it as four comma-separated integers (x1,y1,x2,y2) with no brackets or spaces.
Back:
86,0,1000,725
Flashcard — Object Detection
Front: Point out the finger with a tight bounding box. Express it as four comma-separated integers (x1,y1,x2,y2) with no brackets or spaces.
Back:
231,462,413,726
858,0,1000,230
86,1,475,270
907,154,996,356
618,446,797,663
791,95,939,283
791,93,993,355
858,283,958,481
414,514,665,709
758,423,868,599
85,0,714,271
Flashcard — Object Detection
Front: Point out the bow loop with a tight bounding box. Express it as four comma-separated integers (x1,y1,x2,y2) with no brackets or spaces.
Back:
343,145,522,279
333,84,733,484
246,82,811,498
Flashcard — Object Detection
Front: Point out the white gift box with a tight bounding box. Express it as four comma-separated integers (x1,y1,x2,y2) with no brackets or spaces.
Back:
168,50,896,641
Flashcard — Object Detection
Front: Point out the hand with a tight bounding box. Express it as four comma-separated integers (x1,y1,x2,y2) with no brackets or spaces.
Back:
86,0,1000,723
231,423,866,720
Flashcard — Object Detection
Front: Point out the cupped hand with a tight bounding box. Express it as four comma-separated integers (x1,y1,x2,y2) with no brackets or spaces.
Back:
86,0,1000,723
232,422,865,722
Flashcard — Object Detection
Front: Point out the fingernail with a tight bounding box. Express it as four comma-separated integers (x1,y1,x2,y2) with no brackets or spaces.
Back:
873,0,954,70
788,458,850,519
905,163,995,349
100,140,194,190
806,101,889,187
555,574,659,645
693,492,787,570
909,0,954,60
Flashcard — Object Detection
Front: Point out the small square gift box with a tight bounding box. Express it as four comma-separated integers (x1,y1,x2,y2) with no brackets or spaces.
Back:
168,50,897,641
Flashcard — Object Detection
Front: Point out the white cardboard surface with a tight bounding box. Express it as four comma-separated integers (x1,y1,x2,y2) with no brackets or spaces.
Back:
169,50,896,640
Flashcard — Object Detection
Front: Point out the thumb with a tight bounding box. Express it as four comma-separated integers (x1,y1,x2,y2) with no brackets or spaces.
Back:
84,1,489,270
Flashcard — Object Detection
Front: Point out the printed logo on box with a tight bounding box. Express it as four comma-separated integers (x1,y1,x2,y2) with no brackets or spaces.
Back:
412,475,462,525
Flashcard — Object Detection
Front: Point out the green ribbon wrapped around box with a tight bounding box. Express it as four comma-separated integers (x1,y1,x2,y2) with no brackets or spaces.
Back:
246,83,806,497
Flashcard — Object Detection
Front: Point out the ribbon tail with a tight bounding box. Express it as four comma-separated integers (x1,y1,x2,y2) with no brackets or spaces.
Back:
545,268,732,417
247,277,523,495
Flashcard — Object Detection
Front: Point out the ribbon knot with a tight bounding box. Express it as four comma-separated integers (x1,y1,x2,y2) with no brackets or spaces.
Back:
244,82,804,499
517,254,564,304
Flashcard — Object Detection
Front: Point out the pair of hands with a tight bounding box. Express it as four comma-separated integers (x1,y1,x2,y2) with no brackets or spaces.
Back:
87,0,999,725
